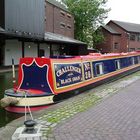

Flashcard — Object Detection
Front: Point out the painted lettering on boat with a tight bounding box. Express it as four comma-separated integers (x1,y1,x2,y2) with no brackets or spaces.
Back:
60,75,81,85
54,63,83,88
83,62,92,80
56,66,82,77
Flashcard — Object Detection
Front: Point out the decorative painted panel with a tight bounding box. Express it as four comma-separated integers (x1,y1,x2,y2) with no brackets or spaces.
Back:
54,63,83,88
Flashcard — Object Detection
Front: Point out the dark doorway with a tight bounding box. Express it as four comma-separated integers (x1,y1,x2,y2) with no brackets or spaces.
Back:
0,42,4,66
39,49,45,57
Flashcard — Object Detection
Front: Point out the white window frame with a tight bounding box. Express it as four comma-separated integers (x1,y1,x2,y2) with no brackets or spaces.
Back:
131,57,135,65
115,60,121,70
95,63,104,76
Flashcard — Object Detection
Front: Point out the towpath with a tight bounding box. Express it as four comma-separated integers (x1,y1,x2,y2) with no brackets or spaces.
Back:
51,77,140,140
1,71,140,140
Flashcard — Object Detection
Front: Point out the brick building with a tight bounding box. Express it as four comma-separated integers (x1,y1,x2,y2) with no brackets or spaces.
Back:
96,20,140,53
0,0,87,66
45,0,74,38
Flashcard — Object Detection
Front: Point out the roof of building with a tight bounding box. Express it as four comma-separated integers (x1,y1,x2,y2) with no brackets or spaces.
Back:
44,32,86,45
102,25,121,35
110,20,140,33
47,0,68,12
0,27,86,45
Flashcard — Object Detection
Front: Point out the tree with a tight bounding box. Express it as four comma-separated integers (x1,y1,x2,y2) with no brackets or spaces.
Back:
62,0,110,48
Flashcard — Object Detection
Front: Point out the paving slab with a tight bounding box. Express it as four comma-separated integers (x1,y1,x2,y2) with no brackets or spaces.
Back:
51,79,140,140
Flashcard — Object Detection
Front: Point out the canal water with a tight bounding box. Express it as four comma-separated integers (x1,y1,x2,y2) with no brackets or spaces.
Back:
0,72,22,128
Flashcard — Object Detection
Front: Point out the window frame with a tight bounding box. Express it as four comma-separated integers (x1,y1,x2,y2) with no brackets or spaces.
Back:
60,22,66,28
115,60,121,70
60,10,65,17
130,57,135,65
67,13,72,18
130,34,136,41
67,24,71,29
114,42,119,50
95,63,104,76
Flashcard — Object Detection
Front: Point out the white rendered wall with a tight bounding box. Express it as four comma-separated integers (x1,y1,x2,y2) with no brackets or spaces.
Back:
24,42,38,57
40,43,50,57
4,41,38,66
4,40,22,66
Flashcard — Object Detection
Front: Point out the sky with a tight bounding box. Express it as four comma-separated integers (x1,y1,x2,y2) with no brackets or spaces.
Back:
58,0,140,24
106,0,140,24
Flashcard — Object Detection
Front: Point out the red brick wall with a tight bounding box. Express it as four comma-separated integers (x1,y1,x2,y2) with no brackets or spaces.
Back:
96,29,113,53
107,22,128,52
112,35,121,53
45,1,74,38
129,41,140,50
96,28,122,53
45,2,54,33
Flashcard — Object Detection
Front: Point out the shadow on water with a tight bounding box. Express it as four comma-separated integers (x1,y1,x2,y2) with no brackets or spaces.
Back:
0,72,22,128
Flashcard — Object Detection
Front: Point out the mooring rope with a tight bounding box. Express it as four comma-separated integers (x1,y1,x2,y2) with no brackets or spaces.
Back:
24,92,34,121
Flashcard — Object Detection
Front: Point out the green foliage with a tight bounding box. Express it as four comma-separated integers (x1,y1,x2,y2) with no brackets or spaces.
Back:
92,28,105,48
62,0,110,48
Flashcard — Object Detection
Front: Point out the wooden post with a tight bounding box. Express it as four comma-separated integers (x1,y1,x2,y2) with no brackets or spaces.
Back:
12,58,16,86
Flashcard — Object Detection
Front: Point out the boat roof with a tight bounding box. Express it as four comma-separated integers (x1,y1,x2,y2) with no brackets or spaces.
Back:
76,51,140,60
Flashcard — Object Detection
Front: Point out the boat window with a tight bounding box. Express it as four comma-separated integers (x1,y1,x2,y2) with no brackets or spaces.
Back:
138,56,140,63
135,57,139,64
131,57,135,65
115,60,121,70
95,63,104,75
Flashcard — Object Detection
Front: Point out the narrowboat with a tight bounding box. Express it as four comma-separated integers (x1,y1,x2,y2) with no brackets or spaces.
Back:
1,52,140,113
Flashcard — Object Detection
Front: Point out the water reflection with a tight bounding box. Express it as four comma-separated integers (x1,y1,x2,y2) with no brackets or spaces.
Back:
0,72,22,128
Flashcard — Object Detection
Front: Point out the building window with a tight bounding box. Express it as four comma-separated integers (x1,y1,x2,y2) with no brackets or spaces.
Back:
130,34,136,41
115,60,121,70
129,48,135,52
137,34,140,41
67,14,72,18
67,24,71,29
60,11,65,17
114,42,119,49
95,63,104,75
60,22,66,28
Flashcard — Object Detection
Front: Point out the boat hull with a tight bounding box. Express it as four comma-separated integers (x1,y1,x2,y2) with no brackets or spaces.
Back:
4,91,54,113
5,105,51,113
